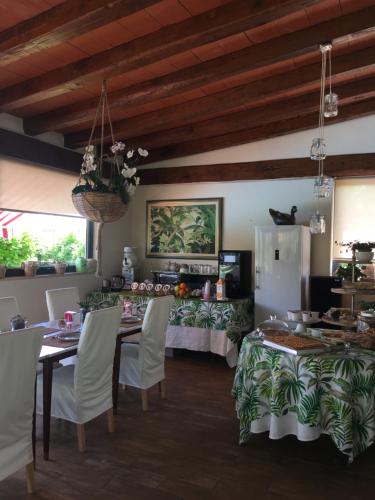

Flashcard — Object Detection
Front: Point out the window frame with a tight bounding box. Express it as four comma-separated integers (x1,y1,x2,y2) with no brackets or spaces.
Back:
0,208,93,277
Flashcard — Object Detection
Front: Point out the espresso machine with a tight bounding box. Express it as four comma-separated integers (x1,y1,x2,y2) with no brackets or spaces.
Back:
218,250,252,298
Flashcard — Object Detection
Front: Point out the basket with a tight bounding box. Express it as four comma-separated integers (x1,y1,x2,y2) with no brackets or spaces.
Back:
72,192,128,223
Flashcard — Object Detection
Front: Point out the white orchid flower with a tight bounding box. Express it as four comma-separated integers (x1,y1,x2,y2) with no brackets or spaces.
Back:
121,167,137,178
111,141,126,154
138,147,149,157
127,184,136,196
127,150,134,158
134,176,140,185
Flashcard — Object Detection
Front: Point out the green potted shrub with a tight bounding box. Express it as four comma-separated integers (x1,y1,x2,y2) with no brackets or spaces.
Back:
335,263,367,283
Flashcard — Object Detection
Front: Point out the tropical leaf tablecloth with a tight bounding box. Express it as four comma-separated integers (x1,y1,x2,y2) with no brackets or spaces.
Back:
232,335,375,462
118,293,254,367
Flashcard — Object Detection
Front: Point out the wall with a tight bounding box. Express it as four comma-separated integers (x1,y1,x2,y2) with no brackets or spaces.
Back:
128,115,375,281
126,178,332,280
0,273,99,323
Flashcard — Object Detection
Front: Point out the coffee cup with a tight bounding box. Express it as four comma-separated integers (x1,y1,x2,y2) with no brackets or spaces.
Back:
287,310,302,321
302,311,320,322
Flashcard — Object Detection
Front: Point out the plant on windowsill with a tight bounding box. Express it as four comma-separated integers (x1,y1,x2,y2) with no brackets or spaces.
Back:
54,261,67,274
335,240,375,263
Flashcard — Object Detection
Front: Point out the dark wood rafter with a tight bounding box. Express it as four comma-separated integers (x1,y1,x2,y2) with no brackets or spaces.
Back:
0,0,326,111
0,128,82,173
65,54,375,148
111,51,375,151
138,153,375,185
143,96,375,163
0,0,161,67
23,7,375,136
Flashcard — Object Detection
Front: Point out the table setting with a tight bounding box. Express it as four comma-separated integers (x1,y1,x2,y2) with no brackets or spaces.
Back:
232,315,375,463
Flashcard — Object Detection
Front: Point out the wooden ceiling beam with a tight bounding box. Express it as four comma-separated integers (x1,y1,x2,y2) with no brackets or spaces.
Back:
119,49,375,151
65,45,375,148
24,8,375,137
139,153,375,184
0,0,161,67
0,128,82,173
144,96,375,163
0,0,330,111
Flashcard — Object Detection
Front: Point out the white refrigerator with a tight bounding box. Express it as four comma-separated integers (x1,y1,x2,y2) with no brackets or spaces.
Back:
254,225,311,326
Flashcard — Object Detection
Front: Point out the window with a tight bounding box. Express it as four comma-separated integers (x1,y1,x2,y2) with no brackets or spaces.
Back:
0,156,93,274
0,209,88,270
333,178,375,259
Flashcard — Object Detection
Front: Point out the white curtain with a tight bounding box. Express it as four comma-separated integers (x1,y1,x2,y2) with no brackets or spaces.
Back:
333,178,375,259
0,156,79,216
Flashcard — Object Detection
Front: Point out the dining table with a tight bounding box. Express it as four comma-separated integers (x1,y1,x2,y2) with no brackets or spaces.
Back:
37,319,142,460
232,333,375,463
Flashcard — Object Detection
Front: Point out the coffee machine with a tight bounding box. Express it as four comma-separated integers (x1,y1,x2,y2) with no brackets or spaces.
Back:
218,250,252,298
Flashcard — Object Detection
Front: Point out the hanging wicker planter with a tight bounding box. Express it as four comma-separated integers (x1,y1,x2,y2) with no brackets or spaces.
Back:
72,191,128,223
71,81,148,277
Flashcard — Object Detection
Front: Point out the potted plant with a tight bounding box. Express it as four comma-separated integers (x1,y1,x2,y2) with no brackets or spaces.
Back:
335,263,367,283
54,261,67,274
22,260,39,277
335,241,375,263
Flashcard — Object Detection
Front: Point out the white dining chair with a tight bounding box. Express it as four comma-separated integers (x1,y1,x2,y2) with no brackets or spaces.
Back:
119,295,174,411
0,296,20,332
0,327,45,493
36,305,122,452
45,287,80,320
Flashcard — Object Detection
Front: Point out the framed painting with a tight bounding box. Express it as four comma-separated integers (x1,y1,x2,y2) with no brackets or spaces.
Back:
146,198,223,259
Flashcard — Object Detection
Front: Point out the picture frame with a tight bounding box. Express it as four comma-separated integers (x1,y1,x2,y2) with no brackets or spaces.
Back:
146,198,223,259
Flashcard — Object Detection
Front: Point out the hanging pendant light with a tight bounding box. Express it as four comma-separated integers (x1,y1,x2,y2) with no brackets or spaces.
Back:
324,45,338,118
310,210,326,234
310,43,335,199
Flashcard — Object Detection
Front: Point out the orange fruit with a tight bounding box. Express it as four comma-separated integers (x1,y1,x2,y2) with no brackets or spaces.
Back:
179,282,187,290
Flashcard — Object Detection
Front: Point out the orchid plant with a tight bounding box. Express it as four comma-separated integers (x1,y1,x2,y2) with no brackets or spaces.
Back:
72,141,148,204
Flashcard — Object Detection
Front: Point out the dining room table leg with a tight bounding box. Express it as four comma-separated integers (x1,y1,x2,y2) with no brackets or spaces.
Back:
42,359,53,460
112,337,122,415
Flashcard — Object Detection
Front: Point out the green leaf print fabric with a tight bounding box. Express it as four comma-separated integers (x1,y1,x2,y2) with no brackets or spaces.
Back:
232,336,375,462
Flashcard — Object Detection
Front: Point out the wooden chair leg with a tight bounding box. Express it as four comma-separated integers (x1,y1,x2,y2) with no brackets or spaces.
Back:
158,380,166,399
141,389,148,411
76,424,86,452
26,462,35,494
107,408,115,433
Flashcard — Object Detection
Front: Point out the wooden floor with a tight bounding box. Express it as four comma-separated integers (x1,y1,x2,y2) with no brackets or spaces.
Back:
2,351,375,500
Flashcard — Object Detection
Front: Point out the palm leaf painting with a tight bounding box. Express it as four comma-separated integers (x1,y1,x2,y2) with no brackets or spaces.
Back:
146,198,222,258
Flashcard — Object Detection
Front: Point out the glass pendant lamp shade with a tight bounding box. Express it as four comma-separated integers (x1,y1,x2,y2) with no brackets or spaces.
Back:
313,174,333,198
310,138,327,161
324,92,338,117
310,211,326,234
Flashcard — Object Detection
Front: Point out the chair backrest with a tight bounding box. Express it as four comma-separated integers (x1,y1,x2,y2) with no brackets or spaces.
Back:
0,296,20,332
45,287,80,321
139,295,174,379
0,327,45,481
73,306,122,414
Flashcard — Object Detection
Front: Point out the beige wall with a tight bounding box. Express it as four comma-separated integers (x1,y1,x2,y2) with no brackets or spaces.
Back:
125,178,332,281
0,273,99,323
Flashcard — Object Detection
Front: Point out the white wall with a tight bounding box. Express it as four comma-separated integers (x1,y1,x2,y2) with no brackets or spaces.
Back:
144,115,375,169
0,273,99,323
127,115,375,281
125,178,332,280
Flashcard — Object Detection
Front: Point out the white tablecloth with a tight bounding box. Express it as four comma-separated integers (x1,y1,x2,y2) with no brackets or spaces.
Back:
166,325,238,367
